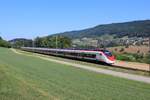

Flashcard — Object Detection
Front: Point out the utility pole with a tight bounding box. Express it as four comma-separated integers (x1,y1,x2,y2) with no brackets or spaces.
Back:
23,40,25,47
56,36,58,49
32,39,35,53
32,39,34,47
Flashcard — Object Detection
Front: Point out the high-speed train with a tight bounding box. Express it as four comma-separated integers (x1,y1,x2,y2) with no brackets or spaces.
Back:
21,47,115,64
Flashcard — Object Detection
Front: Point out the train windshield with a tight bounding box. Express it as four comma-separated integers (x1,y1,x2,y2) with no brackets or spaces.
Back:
102,50,112,57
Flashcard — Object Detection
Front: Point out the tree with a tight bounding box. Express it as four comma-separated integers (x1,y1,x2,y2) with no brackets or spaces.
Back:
34,37,43,47
120,48,125,52
34,36,72,48
9,38,33,48
41,37,49,47
0,37,11,48
58,36,72,48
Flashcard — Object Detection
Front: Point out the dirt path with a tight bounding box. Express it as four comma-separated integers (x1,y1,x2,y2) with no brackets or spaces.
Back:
114,60,149,71
11,49,150,84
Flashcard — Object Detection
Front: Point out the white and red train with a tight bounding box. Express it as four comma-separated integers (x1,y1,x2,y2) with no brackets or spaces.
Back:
21,47,115,64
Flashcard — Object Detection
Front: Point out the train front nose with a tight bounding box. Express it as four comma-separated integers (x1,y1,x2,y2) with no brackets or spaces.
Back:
101,50,115,64
107,55,115,64
108,55,115,61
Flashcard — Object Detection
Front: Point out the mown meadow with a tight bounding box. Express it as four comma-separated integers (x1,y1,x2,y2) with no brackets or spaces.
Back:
0,47,150,100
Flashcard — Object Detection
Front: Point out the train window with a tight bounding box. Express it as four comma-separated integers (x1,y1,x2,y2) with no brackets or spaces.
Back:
58,51,63,54
83,53,96,58
91,54,96,58
64,52,78,56
102,50,112,57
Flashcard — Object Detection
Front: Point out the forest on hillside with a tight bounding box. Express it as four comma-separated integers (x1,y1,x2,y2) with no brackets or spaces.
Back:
53,20,150,39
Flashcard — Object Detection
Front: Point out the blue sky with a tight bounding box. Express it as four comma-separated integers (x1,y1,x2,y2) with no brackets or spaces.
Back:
0,0,150,40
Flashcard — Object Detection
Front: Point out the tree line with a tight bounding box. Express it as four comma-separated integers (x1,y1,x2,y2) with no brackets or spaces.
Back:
10,35,72,49
34,36,71,48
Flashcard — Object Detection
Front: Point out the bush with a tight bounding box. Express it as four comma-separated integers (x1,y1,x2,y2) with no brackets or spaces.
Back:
113,49,149,64
114,48,118,51
144,54,150,64
116,54,135,61
125,45,129,48
119,48,125,52
137,50,140,53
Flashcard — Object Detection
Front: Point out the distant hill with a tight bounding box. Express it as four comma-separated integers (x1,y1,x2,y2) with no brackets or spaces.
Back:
9,38,33,47
52,20,150,39
9,38,32,43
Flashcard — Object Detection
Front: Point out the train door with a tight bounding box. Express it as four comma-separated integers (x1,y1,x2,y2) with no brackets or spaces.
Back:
96,53,105,62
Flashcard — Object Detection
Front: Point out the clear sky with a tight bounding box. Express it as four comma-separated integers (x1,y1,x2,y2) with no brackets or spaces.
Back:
0,0,150,40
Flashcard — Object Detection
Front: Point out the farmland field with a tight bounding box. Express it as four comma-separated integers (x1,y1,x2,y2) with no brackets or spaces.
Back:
107,45,150,64
0,47,150,100
108,45,149,54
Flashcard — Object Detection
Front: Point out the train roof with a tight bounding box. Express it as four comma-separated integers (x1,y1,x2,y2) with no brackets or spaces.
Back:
21,47,105,54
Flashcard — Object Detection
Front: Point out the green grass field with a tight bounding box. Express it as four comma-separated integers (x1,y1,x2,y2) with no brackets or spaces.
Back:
0,47,150,100
17,49,150,76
